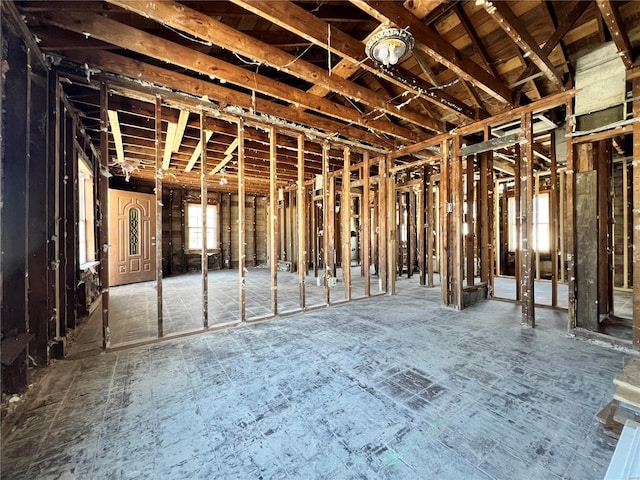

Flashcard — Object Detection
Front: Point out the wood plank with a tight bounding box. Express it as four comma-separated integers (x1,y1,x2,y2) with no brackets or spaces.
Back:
155,96,163,337
351,0,514,104
614,358,640,393
298,134,306,308
440,139,450,305
106,0,444,134
455,3,500,79
486,2,564,90
36,12,422,143
238,120,246,321
615,385,640,411
201,112,209,329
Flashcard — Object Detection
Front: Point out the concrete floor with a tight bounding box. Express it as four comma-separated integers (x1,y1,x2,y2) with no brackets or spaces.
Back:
1,276,627,479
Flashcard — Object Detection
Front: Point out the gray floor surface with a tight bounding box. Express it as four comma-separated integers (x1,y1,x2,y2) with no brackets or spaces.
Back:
1,276,628,479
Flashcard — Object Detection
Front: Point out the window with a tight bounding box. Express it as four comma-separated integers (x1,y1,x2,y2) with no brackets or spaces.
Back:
187,203,218,250
78,159,96,266
507,193,550,252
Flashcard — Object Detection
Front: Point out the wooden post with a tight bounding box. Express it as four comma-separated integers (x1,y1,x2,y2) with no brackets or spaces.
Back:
452,136,463,310
632,79,640,344
297,134,306,308
550,132,559,307
99,83,110,348
514,143,522,301
440,140,450,305
238,119,246,321
409,189,416,278
342,147,351,300
269,127,278,315
534,173,541,281
426,166,434,287
565,100,576,330
200,111,208,328
329,174,337,279
596,140,613,316
466,155,475,287
64,115,77,330
387,154,396,295
520,112,535,327
363,152,371,296
419,166,427,286
378,156,388,293
155,95,163,337
322,142,330,304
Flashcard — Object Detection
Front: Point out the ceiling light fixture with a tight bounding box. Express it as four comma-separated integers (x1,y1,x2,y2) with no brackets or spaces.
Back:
365,27,414,67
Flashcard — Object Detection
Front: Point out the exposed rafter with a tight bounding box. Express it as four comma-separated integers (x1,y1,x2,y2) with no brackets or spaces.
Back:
105,0,444,134
350,0,514,104
107,110,124,163
484,1,565,90
34,11,422,143
597,0,634,68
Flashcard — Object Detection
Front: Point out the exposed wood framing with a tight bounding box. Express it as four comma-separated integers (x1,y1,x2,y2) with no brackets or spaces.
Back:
387,154,396,295
426,166,435,288
270,127,278,315
363,153,371,297
440,139,450,305
351,0,513,103
486,2,564,90
550,132,559,307
633,79,640,344
520,112,535,327
37,12,421,143
107,110,124,163
452,136,463,309
419,167,427,286
155,95,163,337
342,147,352,301
323,142,331,304
597,0,634,68
378,155,388,293
99,83,110,348
297,134,306,309
200,111,209,329
566,101,576,329
465,155,475,287
238,120,246,322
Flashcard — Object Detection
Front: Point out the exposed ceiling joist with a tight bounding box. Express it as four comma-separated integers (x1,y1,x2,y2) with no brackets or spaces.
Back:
162,122,178,170
185,130,214,172
105,0,444,134
107,109,124,163
36,12,421,143
349,0,514,104
484,1,565,91
597,0,634,68
229,0,478,121
173,111,190,153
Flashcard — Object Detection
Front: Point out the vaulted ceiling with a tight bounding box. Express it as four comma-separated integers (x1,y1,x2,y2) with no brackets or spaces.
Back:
15,0,640,193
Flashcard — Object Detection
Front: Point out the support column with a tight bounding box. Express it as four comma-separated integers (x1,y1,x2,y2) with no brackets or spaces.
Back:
520,112,535,327
419,166,427,286
269,127,278,315
378,156,388,292
238,119,246,321
155,95,163,337
514,143,522,301
363,152,371,296
440,140,450,305
633,78,640,345
99,83,110,348
451,136,463,310
566,101,577,329
426,166,435,288
342,147,351,300
387,154,396,295
200,111,208,329
297,134,306,308
465,155,475,287
550,132,559,307
322,142,331,304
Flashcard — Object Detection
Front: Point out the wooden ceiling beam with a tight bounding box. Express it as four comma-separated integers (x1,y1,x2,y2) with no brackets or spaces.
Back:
596,0,634,68
231,0,479,121
454,4,501,80
105,0,443,134
162,121,177,170
36,13,420,143
484,1,564,90
513,1,591,97
350,0,514,104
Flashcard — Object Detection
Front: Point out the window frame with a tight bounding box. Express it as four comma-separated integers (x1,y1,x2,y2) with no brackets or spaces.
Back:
185,202,219,252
